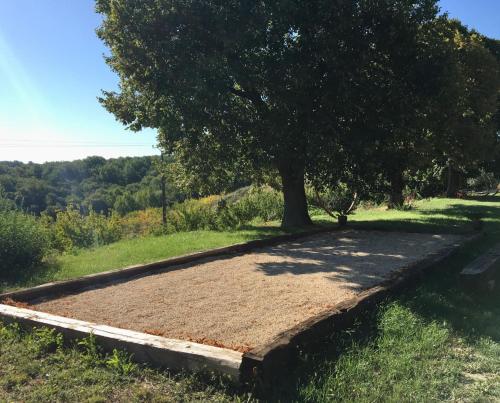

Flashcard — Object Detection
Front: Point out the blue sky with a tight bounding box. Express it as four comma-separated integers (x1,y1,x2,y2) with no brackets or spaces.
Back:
0,1,158,162
0,1,499,163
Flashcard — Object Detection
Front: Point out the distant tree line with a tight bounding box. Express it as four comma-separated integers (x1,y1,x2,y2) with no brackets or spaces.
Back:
0,156,182,216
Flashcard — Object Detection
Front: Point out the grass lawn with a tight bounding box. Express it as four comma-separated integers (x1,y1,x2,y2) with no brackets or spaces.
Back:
1,196,499,401
350,196,500,234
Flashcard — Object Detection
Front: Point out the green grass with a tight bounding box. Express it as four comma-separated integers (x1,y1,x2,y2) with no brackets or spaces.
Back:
1,196,500,401
348,196,500,234
0,324,244,402
287,276,500,402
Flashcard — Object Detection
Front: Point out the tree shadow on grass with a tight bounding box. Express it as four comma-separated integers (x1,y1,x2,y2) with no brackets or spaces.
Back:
353,217,470,234
399,234,500,344
264,234,500,400
349,197,500,234
237,222,337,236
463,195,500,203
405,278,500,342
313,214,473,234
359,228,500,345
419,201,500,221
313,195,500,235
236,223,284,235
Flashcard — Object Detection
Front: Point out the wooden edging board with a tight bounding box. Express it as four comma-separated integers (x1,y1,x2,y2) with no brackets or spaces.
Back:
239,233,481,388
0,304,242,379
460,242,500,292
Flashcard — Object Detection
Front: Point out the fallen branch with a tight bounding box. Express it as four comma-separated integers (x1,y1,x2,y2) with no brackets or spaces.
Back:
313,189,358,217
313,189,337,219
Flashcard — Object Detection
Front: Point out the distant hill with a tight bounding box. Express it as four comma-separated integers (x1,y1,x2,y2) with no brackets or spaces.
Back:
0,156,182,216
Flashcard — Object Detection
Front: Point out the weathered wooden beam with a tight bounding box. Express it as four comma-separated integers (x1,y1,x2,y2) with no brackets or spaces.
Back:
460,243,500,291
0,304,243,379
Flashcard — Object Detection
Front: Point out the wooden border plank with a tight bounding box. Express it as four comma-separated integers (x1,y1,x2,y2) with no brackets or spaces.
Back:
460,243,500,292
0,304,243,379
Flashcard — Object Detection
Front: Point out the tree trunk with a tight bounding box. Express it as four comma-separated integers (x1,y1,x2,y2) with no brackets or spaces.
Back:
388,171,404,208
446,163,459,198
279,164,312,229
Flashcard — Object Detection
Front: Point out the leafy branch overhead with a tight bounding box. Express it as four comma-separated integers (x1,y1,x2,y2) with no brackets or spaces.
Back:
96,0,500,228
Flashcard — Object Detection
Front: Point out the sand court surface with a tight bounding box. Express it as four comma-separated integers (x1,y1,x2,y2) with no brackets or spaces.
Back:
33,230,462,351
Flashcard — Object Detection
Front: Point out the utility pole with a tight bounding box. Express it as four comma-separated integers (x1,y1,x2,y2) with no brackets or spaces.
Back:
161,151,167,226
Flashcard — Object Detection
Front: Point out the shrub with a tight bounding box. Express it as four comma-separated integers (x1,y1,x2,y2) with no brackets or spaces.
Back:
28,327,63,357
170,197,219,231
113,192,139,216
78,333,102,365
105,349,137,376
467,170,498,193
120,208,163,237
41,186,284,248
48,207,122,251
229,186,284,223
120,187,283,236
0,210,49,279
0,191,15,212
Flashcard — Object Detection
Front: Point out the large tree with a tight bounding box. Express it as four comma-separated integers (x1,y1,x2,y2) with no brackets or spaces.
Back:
477,36,500,183
434,23,500,197
337,12,458,207
96,0,444,228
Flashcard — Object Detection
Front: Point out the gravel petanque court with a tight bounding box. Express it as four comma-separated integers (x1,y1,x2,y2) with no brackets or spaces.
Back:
32,230,462,352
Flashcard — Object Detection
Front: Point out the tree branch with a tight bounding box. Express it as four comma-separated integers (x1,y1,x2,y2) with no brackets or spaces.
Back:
229,87,269,117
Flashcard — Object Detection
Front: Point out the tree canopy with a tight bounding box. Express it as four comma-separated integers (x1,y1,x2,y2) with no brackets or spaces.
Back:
96,0,499,227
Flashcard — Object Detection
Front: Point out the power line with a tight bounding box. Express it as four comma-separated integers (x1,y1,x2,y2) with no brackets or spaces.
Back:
0,144,154,148
0,139,155,144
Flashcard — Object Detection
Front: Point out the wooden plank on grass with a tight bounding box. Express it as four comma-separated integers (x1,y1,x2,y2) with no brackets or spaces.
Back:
0,304,243,379
461,243,500,276
460,243,500,291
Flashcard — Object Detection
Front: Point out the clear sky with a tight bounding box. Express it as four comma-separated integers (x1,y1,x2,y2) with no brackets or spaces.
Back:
0,1,158,163
0,1,499,163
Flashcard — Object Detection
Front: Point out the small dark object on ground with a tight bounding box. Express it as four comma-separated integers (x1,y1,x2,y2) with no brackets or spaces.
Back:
338,215,348,226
